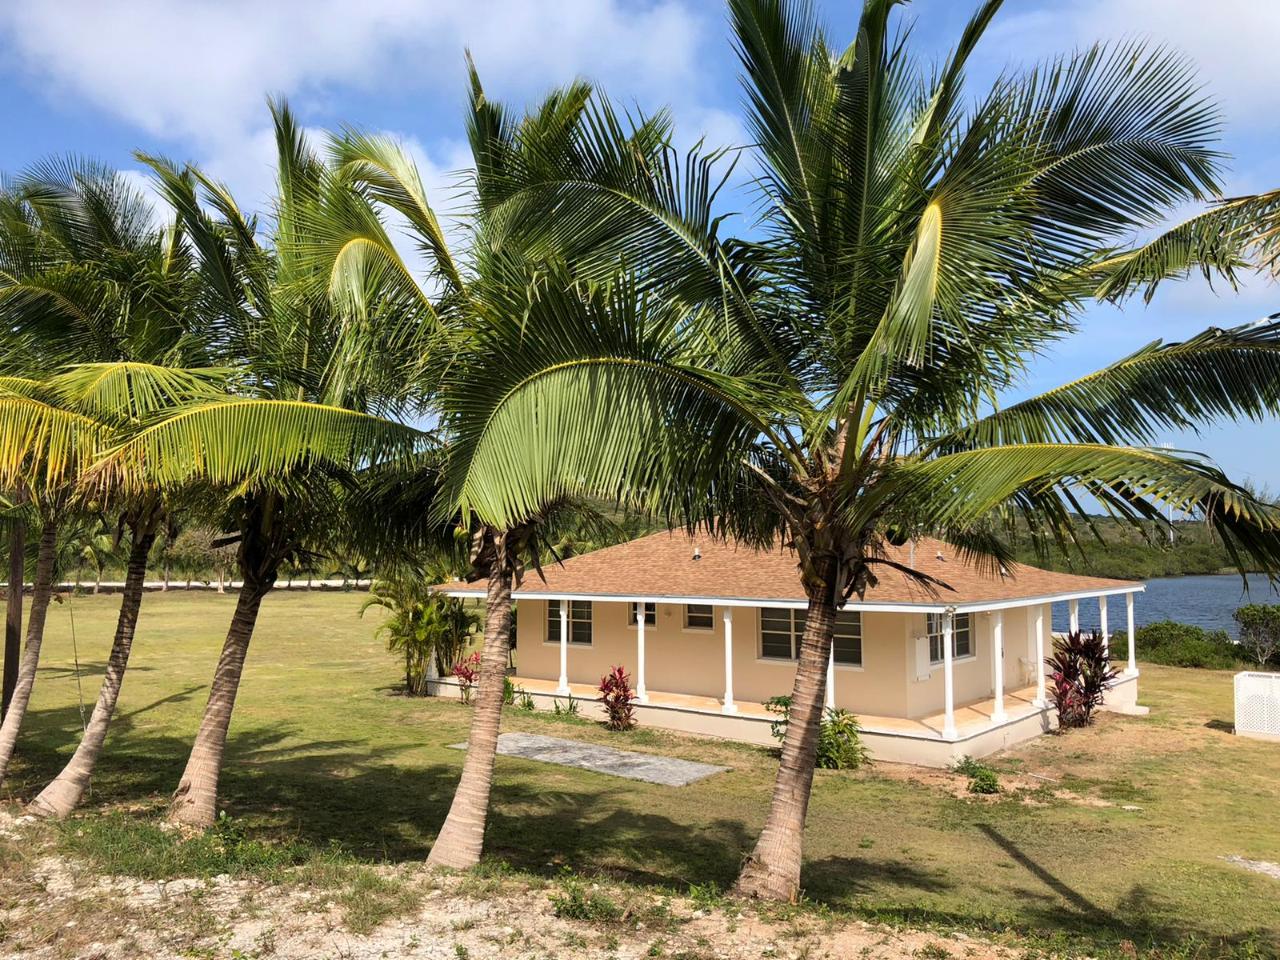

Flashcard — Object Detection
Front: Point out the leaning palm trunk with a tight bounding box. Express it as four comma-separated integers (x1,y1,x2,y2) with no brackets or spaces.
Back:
0,521,60,787
167,574,271,827
29,529,156,817
426,561,514,869
735,561,838,901
3,519,25,718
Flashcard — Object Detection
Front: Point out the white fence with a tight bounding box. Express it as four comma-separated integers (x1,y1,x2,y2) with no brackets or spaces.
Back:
1235,672,1280,740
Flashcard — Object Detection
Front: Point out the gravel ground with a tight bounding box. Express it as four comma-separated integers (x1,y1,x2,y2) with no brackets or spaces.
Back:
0,813,1018,960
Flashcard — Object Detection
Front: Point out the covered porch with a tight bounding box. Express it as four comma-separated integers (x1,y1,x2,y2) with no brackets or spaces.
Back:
526,591,1140,748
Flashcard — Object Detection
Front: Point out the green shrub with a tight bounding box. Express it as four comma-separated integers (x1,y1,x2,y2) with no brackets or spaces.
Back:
1119,620,1239,669
952,755,1000,794
552,696,581,717
515,685,537,710
1233,604,1280,667
950,755,988,778
549,873,623,922
502,675,516,705
763,697,870,770
967,768,1000,794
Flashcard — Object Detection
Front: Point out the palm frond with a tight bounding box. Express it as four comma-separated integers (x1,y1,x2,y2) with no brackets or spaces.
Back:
90,399,427,494
934,320,1280,449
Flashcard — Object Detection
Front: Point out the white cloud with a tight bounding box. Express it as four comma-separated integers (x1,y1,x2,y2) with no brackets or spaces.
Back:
0,0,714,145
0,0,731,222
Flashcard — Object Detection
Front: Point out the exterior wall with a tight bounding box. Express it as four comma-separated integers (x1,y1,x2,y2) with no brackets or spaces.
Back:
515,599,1024,720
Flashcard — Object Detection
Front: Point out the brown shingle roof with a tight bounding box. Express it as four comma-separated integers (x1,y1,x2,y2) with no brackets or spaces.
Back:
434,530,1139,609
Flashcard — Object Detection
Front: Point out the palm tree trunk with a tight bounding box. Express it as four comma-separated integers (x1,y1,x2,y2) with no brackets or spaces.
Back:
3,519,24,720
735,562,837,902
0,521,59,787
426,559,514,870
167,575,270,828
93,566,101,595
28,529,156,817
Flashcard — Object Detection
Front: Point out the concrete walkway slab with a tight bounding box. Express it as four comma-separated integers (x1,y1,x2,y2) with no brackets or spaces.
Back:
450,732,727,786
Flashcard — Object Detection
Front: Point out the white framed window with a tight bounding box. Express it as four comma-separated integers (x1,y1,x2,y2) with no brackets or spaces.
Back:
759,608,861,665
684,603,714,630
760,607,804,659
546,600,593,645
833,611,862,666
627,601,656,626
927,612,972,663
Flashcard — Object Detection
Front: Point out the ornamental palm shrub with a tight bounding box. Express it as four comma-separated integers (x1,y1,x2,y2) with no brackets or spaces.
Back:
765,696,869,770
1048,630,1120,727
362,578,480,695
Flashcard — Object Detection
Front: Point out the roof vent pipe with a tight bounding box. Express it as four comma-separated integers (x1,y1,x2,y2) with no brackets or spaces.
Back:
692,546,702,561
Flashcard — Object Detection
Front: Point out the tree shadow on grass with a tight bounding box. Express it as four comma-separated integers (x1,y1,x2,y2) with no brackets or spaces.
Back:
9,704,1278,957
973,824,1279,955
36,661,158,679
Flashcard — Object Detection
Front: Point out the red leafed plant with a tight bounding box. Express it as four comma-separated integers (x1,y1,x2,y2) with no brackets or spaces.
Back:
1047,630,1119,728
598,666,637,731
452,651,482,704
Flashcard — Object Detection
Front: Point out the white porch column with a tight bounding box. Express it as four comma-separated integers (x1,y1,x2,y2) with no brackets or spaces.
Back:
556,599,570,694
1033,604,1047,708
825,645,836,709
1099,595,1109,660
991,609,1006,723
1068,598,1079,634
722,607,737,714
635,602,649,703
1125,592,1138,676
942,610,957,739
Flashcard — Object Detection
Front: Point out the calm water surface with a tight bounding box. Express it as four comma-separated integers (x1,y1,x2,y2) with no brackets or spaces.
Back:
1052,572,1279,636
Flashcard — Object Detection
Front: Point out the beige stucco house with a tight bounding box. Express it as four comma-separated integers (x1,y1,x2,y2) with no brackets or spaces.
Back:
436,531,1144,766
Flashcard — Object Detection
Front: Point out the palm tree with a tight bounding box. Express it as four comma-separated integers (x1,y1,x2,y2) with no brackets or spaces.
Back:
89,102,430,828
317,59,738,869
697,0,1280,899
437,0,1280,900
27,364,223,818
0,377,106,786
0,154,233,814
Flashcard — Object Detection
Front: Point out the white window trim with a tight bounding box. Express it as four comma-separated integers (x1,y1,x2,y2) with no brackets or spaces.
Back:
625,601,657,629
544,601,594,646
926,613,974,665
756,607,864,668
682,603,716,632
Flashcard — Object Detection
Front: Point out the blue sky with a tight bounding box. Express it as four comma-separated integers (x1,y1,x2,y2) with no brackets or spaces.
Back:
1,0,1277,489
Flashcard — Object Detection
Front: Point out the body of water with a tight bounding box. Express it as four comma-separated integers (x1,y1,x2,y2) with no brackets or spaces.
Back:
1052,572,1279,636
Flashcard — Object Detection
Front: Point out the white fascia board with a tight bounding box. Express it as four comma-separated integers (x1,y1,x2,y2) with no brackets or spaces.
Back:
950,583,1145,615
436,583,1145,613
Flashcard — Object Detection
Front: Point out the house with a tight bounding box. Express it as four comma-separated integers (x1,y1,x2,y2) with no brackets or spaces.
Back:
434,531,1144,766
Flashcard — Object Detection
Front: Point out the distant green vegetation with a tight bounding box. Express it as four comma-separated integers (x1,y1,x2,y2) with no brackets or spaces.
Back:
1011,520,1257,580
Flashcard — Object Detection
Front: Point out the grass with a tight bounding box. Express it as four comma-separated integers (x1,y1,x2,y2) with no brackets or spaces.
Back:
3,590,1279,957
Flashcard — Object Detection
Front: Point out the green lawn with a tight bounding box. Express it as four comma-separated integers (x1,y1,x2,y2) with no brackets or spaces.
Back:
4,591,1278,957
